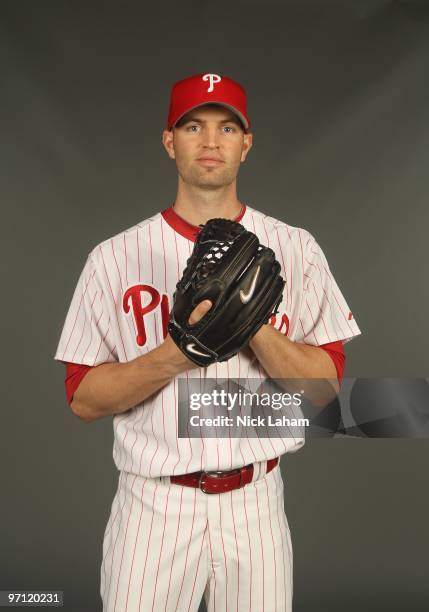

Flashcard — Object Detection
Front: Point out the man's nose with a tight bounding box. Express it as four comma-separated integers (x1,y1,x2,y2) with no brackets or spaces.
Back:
201,127,220,148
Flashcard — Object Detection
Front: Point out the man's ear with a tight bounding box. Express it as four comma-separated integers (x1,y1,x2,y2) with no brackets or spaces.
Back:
162,129,175,160
241,131,253,162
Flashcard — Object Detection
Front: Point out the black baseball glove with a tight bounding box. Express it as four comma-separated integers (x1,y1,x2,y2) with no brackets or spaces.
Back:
167,217,285,367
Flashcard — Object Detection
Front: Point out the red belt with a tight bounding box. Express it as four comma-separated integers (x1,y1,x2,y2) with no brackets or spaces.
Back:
170,457,279,494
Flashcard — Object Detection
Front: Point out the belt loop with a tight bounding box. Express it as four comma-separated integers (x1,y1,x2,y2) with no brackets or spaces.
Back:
259,459,271,480
252,460,262,483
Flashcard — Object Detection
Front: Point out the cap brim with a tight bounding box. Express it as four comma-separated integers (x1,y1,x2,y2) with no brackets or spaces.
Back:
172,102,249,130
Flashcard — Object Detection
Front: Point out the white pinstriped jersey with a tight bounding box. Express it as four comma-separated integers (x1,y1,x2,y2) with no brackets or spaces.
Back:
54,204,361,477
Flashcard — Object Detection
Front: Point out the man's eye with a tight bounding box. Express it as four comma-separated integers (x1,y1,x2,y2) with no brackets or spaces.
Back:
187,125,200,132
223,126,235,133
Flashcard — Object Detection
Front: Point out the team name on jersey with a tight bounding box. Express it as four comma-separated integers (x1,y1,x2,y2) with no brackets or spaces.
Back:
123,284,290,347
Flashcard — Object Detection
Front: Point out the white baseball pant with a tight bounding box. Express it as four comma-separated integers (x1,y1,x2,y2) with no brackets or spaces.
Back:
100,460,293,611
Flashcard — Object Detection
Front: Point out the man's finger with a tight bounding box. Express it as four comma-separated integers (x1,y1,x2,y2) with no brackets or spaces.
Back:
188,300,212,325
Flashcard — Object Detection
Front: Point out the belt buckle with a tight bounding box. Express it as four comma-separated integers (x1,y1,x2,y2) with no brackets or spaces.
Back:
198,469,240,494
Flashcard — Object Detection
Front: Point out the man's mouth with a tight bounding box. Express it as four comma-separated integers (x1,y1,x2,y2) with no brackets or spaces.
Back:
196,157,224,167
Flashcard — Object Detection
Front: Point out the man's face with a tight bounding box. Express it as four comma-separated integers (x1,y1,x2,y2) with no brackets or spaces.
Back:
162,105,253,190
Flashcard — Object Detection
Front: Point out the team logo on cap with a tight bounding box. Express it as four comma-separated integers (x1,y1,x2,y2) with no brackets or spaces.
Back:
202,73,221,92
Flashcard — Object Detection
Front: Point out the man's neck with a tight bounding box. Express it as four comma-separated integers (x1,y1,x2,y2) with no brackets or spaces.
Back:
172,183,243,226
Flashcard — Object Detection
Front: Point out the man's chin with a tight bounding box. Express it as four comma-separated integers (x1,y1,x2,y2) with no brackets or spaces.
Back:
192,173,235,189
197,178,227,188
180,168,236,189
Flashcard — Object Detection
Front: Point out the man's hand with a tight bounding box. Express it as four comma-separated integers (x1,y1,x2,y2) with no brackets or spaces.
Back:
161,299,213,369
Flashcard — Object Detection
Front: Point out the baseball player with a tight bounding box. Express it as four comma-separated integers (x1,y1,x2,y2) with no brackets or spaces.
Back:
54,72,361,611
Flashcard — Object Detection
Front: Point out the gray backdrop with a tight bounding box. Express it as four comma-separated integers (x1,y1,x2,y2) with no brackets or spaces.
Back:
1,1,428,610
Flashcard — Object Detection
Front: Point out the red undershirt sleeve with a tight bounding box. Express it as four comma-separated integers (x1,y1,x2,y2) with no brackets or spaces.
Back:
317,340,345,384
63,362,93,406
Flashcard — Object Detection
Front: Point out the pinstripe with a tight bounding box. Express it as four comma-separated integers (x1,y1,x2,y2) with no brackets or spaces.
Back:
305,295,321,344
99,243,129,360
308,240,354,335
122,227,151,475
172,488,198,611
114,409,134,472
137,227,141,283
170,230,186,476
81,291,103,361
71,289,98,360
309,280,333,342
164,485,184,610
218,495,229,611
111,238,124,294
274,470,288,610
112,473,139,611
124,234,128,286
298,228,305,292
284,224,293,312
125,396,146,475
101,472,125,592
254,484,265,611
171,377,184,476
309,243,347,336
151,484,173,611
124,477,148,610
104,472,132,608
59,266,96,358
251,357,270,462
226,364,233,470
264,477,278,612
161,216,168,296
149,223,154,284
148,223,161,475
93,297,113,363
137,482,158,610
242,485,253,611
206,515,217,612
331,284,356,333
319,283,348,337
261,217,270,248
275,225,289,310
187,520,208,612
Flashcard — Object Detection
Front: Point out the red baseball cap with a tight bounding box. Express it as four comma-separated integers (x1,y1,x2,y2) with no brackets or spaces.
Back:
167,72,251,132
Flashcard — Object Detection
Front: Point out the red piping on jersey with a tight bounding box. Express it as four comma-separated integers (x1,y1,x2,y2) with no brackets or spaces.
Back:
62,341,345,407
161,204,247,241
